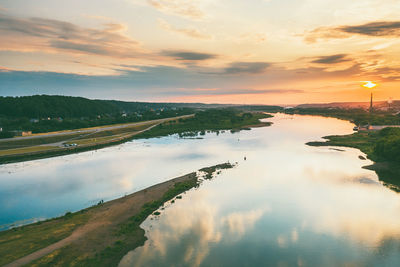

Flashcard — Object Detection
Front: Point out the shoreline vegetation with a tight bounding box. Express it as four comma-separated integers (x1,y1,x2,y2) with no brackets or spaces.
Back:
0,95,282,136
307,128,400,190
0,163,235,267
0,109,272,165
132,109,272,140
284,107,400,126
283,107,400,189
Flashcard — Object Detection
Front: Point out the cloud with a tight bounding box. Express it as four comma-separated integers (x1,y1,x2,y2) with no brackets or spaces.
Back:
305,21,400,43
237,32,267,43
158,18,212,39
162,50,216,61
221,209,266,239
304,27,350,43
2,61,395,103
223,62,270,74
0,14,145,58
339,21,400,37
178,88,304,96
311,54,351,64
0,67,304,99
147,0,204,19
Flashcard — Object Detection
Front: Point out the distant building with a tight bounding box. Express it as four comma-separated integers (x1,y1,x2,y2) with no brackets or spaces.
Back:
30,118,39,123
369,125,400,131
0,127,2,132
121,113,127,117
369,93,374,112
356,125,400,131
11,130,32,137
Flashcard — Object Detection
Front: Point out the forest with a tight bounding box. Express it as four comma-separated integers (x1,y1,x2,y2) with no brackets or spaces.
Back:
0,95,194,135
134,109,272,139
0,95,282,137
285,107,400,126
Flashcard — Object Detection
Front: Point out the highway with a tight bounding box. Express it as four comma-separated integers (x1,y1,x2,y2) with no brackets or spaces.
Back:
0,114,194,143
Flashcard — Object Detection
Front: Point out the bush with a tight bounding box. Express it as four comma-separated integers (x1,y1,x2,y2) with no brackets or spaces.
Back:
0,132,14,139
374,127,400,162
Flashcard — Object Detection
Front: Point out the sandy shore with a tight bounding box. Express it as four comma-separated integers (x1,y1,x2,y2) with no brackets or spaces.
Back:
3,162,234,267
4,172,197,267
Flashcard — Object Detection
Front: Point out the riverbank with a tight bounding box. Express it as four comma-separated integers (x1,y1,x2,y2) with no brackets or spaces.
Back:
307,131,400,190
284,107,400,126
0,115,193,165
0,163,234,267
0,110,272,165
132,111,272,140
294,109,400,189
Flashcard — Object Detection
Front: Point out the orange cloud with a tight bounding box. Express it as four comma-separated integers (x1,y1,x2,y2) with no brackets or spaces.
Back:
304,21,400,43
158,19,212,39
0,14,147,59
147,0,205,19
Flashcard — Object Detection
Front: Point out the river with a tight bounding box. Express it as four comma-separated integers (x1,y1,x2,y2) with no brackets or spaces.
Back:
1,114,400,266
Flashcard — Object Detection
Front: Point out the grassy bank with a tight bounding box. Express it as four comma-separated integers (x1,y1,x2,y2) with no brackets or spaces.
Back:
0,131,142,165
285,108,400,126
0,212,89,266
133,109,272,139
0,109,272,165
0,117,186,165
1,163,234,267
307,128,400,188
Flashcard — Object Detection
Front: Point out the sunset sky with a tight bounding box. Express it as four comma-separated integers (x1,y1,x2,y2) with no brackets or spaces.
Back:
0,0,399,104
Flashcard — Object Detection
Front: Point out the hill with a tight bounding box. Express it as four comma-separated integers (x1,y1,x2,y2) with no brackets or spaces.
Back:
0,95,282,135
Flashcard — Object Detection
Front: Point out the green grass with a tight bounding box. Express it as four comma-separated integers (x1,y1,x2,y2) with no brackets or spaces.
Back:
0,110,271,165
0,133,84,150
133,110,272,140
74,123,156,139
0,121,166,164
0,211,89,266
1,162,234,266
29,173,199,267
307,132,378,160
199,162,235,179
285,108,400,126
0,145,59,156
119,174,198,235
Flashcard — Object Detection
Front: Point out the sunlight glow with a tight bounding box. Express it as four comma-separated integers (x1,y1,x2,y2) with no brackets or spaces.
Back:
361,81,377,89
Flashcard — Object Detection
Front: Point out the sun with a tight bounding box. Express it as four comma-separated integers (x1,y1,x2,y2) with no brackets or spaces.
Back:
361,81,377,89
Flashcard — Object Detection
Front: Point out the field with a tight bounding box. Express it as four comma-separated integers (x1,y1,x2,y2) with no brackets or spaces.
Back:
0,115,192,164
0,110,272,165
0,146,59,156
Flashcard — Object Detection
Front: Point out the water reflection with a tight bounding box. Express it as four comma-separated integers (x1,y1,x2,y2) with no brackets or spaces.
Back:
119,114,400,266
2,114,400,265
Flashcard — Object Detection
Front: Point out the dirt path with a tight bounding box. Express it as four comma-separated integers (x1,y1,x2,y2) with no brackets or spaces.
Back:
3,221,105,267
3,173,196,267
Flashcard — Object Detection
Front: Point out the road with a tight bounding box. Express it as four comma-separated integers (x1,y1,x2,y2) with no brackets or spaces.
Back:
0,114,194,143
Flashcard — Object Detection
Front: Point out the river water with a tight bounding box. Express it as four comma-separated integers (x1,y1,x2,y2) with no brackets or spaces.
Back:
1,114,400,266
